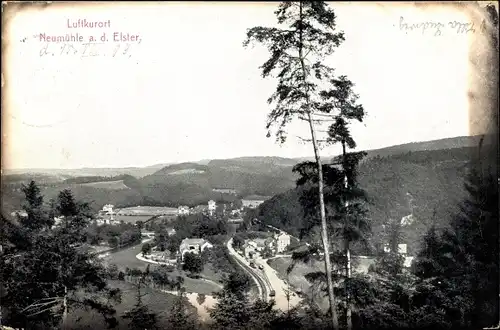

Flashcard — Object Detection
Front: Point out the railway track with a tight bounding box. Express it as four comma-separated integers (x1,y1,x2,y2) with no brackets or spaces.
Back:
226,238,269,300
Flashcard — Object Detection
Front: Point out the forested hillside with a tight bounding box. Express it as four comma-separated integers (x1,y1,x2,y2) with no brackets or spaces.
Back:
251,146,476,254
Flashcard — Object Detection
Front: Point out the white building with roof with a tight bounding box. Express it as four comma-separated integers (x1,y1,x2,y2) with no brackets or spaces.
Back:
177,205,190,216
208,200,216,215
241,195,271,209
10,210,28,218
179,238,213,261
102,204,114,214
383,243,408,255
275,232,291,253
401,214,415,226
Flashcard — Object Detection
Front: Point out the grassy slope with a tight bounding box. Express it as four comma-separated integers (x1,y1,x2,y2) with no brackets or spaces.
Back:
81,180,130,190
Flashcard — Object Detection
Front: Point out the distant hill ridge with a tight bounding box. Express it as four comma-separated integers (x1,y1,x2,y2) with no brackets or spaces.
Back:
1,135,487,216
2,135,485,179
362,135,487,159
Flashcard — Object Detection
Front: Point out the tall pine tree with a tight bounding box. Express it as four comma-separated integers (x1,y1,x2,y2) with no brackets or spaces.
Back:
244,3,362,328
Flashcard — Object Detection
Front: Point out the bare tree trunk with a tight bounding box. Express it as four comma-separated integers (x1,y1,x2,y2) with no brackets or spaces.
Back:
298,3,338,328
345,242,352,330
307,114,338,329
341,140,352,330
62,285,68,330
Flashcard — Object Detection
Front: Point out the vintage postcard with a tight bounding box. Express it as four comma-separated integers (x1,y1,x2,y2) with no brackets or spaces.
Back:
1,2,498,330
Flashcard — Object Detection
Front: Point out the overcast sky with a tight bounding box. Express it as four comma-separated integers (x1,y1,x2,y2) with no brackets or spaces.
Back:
3,2,487,169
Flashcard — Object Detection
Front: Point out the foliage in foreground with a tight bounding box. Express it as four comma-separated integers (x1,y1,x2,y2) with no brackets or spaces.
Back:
1,182,121,329
1,162,498,330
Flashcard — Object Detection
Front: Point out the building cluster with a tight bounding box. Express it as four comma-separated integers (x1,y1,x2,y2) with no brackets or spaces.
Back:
177,200,217,216
177,194,273,218
177,195,271,218
177,199,224,216
10,210,79,229
241,232,291,260
102,204,114,214
96,204,120,226
142,236,214,265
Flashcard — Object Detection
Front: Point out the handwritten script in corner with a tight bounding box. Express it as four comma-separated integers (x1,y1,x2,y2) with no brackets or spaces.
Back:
399,16,487,36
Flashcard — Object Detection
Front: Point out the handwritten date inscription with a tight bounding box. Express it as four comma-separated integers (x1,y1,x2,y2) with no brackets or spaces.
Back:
40,42,138,58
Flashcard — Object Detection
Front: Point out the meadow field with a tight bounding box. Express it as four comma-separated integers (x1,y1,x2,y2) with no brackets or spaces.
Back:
114,214,153,224
81,180,130,190
116,206,178,216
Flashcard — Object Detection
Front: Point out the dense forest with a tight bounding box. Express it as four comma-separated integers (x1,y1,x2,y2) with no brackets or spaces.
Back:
251,146,477,254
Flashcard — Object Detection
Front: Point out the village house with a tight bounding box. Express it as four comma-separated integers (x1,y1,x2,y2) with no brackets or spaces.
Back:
382,242,414,266
263,237,277,255
10,210,28,218
383,243,408,255
243,237,275,259
95,218,120,226
177,205,190,216
179,238,213,261
149,250,177,265
102,204,114,214
99,204,116,221
241,195,271,209
191,204,208,214
398,243,408,255
401,214,415,226
243,241,257,259
208,200,216,215
275,232,291,253
53,216,64,227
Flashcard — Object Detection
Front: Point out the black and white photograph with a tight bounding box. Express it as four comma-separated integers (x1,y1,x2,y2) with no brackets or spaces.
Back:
1,2,499,329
